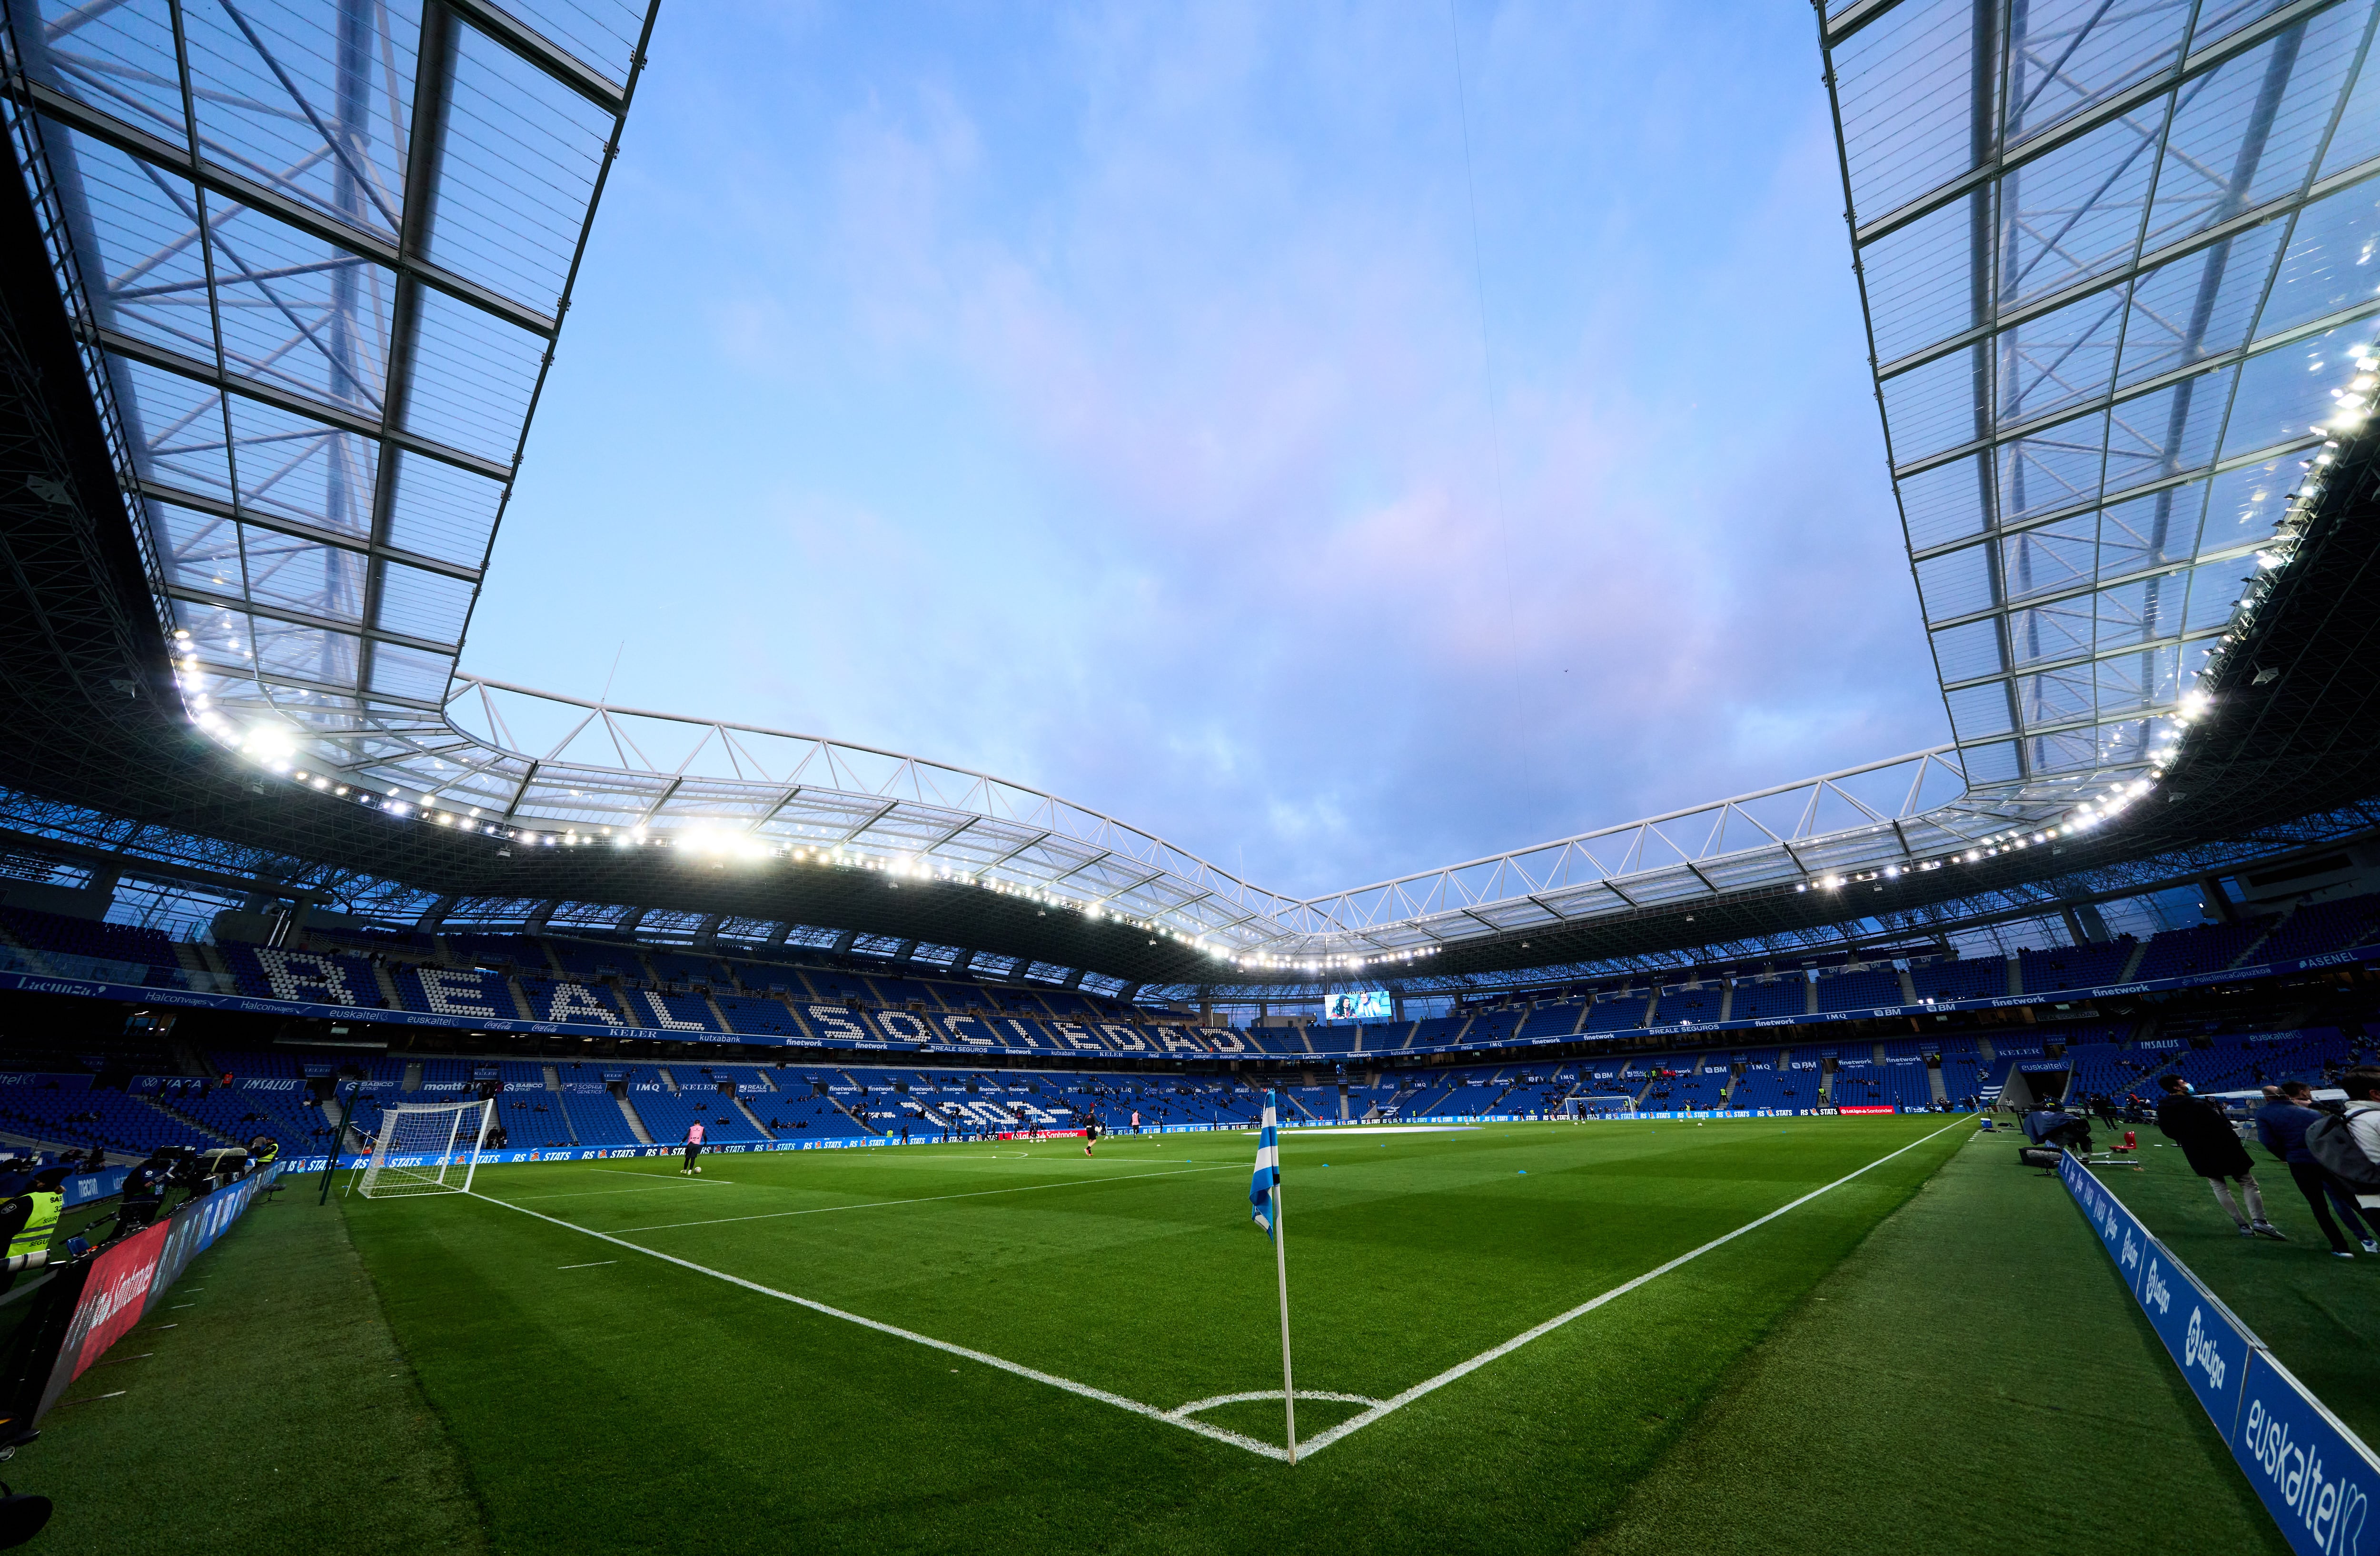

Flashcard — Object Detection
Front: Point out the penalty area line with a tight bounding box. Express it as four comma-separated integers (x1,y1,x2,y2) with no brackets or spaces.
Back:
466,1190,1289,1462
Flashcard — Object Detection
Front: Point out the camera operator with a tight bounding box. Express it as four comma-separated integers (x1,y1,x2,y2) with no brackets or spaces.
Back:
245,1134,279,1174
114,1148,180,1231
2022,1103,2092,1155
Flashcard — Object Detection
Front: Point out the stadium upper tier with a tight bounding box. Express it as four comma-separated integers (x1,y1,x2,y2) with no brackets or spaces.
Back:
3,1,2380,994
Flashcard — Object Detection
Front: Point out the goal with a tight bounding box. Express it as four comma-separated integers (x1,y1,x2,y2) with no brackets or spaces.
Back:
357,1098,495,1199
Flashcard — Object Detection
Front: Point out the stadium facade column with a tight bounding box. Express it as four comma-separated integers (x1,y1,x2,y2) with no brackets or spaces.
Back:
2197,875,2239,925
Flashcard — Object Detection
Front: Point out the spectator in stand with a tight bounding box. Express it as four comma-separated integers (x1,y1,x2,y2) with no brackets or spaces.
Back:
2257,1082,2377,1258
2156,1075,2284,1239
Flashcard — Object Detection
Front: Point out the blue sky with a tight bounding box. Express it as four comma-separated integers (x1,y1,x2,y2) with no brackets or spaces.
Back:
466,0,1948,900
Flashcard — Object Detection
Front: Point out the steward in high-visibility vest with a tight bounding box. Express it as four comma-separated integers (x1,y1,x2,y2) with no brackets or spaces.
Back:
4,1171,67,1259
0,1168,71,1291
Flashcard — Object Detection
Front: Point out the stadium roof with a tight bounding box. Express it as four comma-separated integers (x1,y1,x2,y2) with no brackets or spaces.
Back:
1,0,2379,996
1821,0,2377,800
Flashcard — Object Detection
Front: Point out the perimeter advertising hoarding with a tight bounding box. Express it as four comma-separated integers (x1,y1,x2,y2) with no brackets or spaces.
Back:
11,1164,284,1427
2058,1151,2377,1555
32,1218,171,1420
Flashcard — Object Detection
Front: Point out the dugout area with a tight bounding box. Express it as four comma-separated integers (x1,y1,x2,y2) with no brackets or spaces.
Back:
6,1116,2363,1555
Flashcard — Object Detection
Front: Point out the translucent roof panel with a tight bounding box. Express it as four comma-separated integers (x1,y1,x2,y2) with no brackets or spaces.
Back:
1823,0,2380,794
19,0,654,722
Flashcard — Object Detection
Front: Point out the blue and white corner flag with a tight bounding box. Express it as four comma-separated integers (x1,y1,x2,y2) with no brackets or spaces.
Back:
1250,1091,1280,1237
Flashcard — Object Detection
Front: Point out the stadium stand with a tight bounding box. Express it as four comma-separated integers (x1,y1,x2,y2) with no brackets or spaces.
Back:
1513,1000,1582,1039
1815,966,1904,1013
545,938,649,983
392,965,520,1021
1656,984,1724,1025
0,1078,216,1157
1729,977,1806,1022
1583,990,1651,1032
2253,897,2380,962
623,1069,766,1144
1909,956,2009,1003
2016,941,2137,995
0,907,187,984
2131,921,2267,981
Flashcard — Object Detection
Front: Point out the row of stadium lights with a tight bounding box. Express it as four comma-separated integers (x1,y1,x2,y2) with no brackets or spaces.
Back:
1795,343,2377,898
168,353,2372,974
172,693,1328,967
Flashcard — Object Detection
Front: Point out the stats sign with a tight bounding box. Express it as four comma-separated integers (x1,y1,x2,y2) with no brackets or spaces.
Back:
2057,1151,2377,1555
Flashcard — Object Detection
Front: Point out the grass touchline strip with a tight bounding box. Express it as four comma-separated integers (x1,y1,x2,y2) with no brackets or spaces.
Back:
462,1121,1966,1463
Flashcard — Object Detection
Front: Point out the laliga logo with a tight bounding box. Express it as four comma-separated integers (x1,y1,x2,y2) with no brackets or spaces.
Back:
2120,1227,2141,1277
2183,1307,2228,1392
2242,1397,2371,1553
2144,1260,2172,1315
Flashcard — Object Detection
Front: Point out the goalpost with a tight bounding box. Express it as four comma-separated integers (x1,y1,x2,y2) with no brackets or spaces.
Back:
357,1098,495,1199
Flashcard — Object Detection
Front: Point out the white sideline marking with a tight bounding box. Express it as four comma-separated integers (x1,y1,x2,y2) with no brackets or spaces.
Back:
468,1118,1965,1463
468,1190,1291,1462
602,1164,1240,1234
1291,1116,1970,1457
557,1261,617,1270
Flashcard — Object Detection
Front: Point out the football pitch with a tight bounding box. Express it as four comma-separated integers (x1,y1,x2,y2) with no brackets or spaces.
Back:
348,1115,1978,1551
24,1114,2310,1554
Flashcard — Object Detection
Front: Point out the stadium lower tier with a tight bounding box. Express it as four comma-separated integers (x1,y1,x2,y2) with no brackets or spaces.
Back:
0,1021,2370,1163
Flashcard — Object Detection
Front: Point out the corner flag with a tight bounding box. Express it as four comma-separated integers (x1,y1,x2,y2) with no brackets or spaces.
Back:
1248,1090,1297,1462
1250,1093,1280,1237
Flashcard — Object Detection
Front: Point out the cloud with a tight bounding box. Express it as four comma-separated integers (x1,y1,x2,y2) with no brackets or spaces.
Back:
476,1,1944,901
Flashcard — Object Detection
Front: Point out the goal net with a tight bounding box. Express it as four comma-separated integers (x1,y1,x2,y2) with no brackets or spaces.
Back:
358,1098,494,1199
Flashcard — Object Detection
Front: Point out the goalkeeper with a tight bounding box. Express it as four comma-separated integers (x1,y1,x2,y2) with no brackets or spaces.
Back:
680,1121,705,1176
1081,1112,1104,1157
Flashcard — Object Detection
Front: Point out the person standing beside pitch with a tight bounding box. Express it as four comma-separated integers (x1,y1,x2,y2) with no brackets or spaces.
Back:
681,1119,705,1176
2155,1075,2282,1239
2257,1080,2378,1258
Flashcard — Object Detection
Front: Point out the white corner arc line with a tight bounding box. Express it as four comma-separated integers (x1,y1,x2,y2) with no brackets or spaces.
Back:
1169,1390,1382,1419
466,1190,1290,1462
1291,1116,1972,1458
465,1119,1966,1464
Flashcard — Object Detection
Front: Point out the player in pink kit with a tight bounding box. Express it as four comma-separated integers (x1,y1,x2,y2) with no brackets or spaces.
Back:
681,1120,705,1175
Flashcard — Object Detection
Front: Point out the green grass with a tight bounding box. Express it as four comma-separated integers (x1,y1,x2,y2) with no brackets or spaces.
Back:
337,1116,1976,1553
13,1117,2319,1555
2095,1136,2380,1445
1581,1130,2290,1555
17,1186,486,1556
